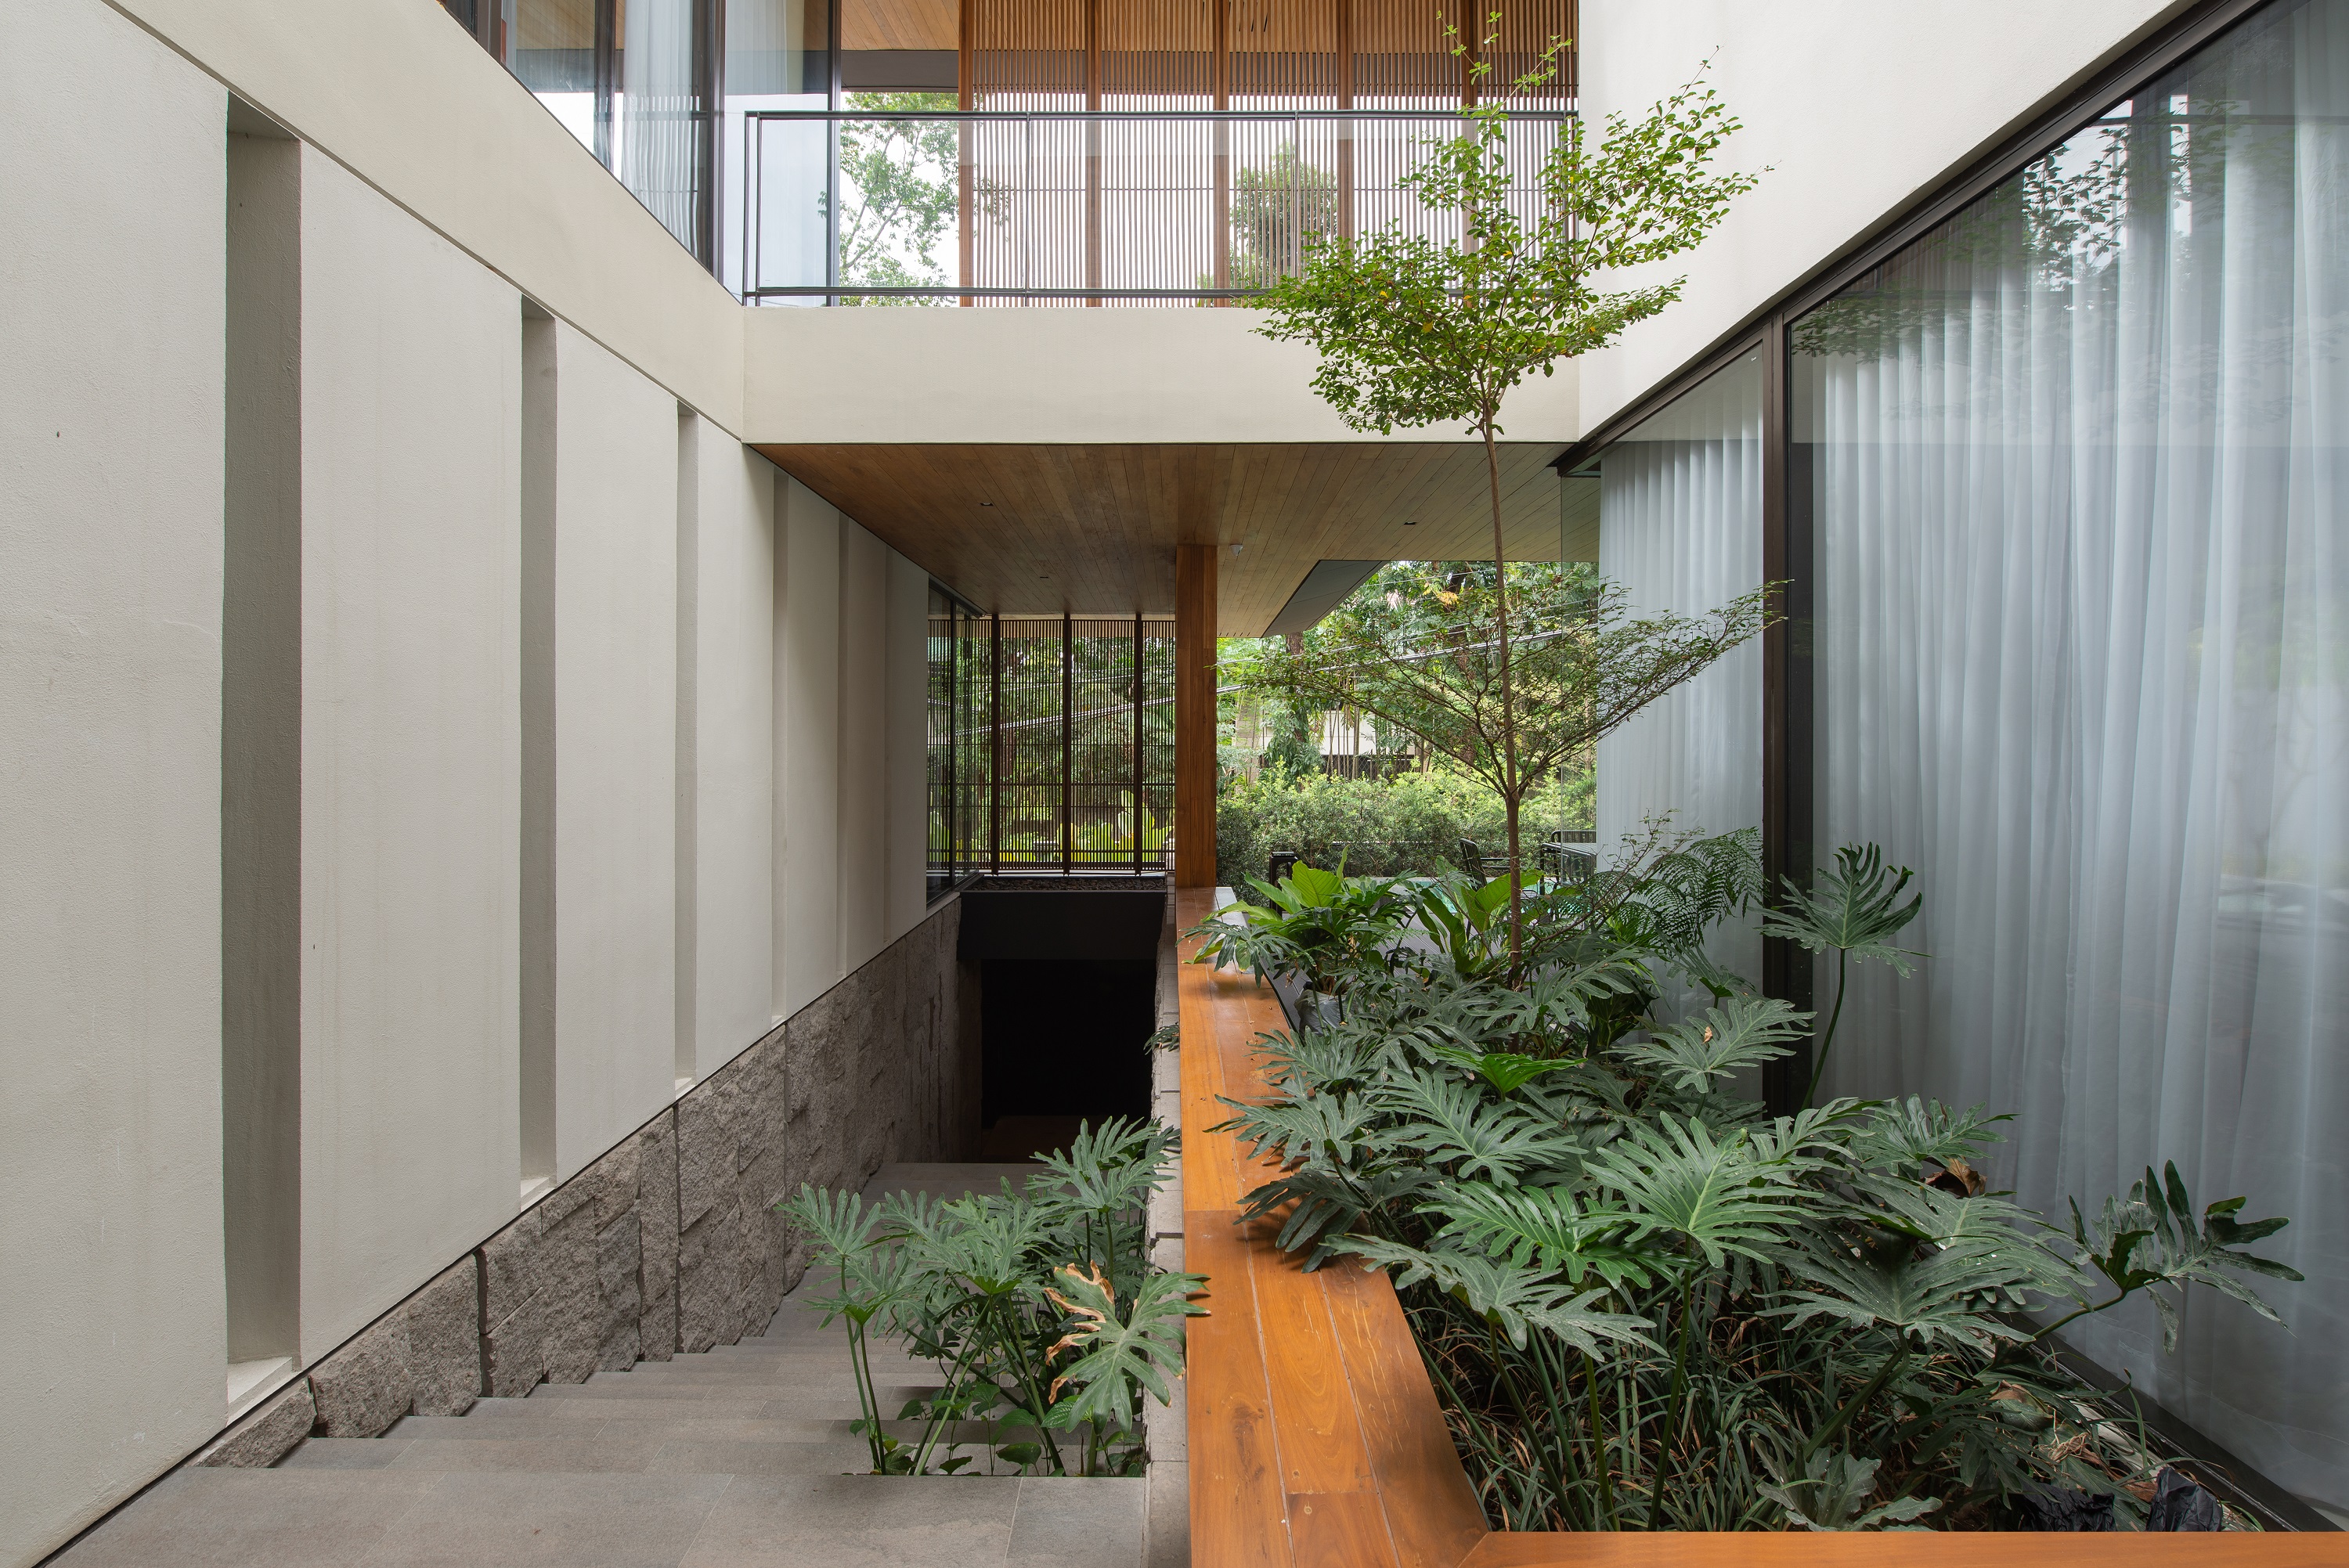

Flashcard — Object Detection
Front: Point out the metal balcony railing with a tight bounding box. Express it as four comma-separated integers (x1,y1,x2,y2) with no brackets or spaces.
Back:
742,109,1574,305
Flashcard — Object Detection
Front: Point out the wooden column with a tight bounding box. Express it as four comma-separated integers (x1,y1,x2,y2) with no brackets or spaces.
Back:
1175,543,1218,888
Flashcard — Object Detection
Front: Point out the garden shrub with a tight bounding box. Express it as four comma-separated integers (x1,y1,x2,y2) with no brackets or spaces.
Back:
1190,846,2300,1531
1217,763,1588,886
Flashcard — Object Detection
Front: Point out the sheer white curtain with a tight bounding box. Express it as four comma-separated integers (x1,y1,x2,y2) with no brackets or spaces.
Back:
1796,0,2349,1509
622,0,705,252
1597,352,1766,1006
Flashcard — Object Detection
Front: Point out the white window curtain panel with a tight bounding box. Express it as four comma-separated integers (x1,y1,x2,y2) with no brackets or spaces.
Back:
1596,352,1766,1009
622,0,705,254
1793,0,2347,1509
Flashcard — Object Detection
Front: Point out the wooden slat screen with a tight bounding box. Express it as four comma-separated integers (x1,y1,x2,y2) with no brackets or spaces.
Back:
948,0,1575,305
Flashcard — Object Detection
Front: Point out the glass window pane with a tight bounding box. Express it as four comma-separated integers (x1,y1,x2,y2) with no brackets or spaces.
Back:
619,0,706,256
1591,349,1766,1011
728,0,831,298
1789,0,2349,1503
509,0,599,155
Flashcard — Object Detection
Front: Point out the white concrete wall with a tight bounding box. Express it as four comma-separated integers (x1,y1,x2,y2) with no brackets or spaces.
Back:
742,306,1579,446
772,481,935,1019
1572,0,2181,434
837,524,892,965
680,422,778,1080
774,478,844,1018
0,5,227,1564
107,0,744,432
885,554,933,943
294,147,524,1357
5,3,945,1557
539,322,682,1182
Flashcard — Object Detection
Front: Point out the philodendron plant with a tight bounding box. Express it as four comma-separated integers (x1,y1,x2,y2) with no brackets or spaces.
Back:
778,1117,1203,1479
1203,831,2304,1531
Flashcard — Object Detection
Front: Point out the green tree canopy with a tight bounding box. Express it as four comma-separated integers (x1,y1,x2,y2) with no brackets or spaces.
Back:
1253,31,1761,954
1239,563,1772,881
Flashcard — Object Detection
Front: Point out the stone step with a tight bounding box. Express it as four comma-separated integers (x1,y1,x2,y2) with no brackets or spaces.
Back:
367,1433,878,1476
60,1465,751,1568
680,1472,1146,1568
276,1436,415,1469
583,1366,933,1392
621,1351,936,1375
389,1412,847,1444
470,1388,939,1423
523,1379,936,1410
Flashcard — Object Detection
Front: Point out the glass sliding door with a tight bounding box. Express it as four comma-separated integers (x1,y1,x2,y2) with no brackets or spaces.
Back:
997,617,1068,867
1589,351,1767,1013
503,0,727,265
926,589,996,895
926,586,956,896
508,0,600,153
730,0,832,298
1790,0,2349,1505
1140,617,1176,871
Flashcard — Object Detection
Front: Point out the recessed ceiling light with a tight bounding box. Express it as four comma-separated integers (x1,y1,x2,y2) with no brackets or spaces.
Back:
980,500,994,506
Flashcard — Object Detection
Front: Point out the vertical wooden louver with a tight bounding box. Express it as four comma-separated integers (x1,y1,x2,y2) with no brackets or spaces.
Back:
954,0,1574,302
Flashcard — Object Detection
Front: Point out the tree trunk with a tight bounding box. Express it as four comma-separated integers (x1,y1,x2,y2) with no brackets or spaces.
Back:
1481,421,1523,961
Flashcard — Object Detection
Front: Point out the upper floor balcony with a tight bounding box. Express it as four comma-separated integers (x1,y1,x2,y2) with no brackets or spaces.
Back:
435,0,1579,302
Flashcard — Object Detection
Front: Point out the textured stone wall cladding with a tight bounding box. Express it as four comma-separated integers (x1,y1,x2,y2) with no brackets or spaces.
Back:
308,1304,413,1437
481,1113,673,1393
182,899,975,1472
308,1254,486,1437
637,1112,679,1361
195,1380,316,1468
677,1024,792,1354
778,900,976,1288
406,1259,485,1415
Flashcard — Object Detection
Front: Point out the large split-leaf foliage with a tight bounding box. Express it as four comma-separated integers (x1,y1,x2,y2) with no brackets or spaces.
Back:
779,1118,1202,1478
1192,842,2302,1530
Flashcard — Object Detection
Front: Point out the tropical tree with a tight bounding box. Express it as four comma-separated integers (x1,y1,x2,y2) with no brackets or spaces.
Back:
1239,561,1773,959
1254,26,1762,953
835,92,959,304
1229,146,1343,290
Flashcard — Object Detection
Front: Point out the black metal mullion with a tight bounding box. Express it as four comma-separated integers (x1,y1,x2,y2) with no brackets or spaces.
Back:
945,603,958,885
1133,611,1145,876
593,0,617,168
1758,312,1808,1116
989,614,1001,877
825,0,841,305
1060,611,1073,874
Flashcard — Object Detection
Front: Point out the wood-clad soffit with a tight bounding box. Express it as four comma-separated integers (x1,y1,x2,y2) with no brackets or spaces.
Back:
843,0,959,51
751,441,1568,633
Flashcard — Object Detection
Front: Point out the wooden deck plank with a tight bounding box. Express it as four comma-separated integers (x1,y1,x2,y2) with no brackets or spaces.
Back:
1247,1245,1379,1496
1178,899,1243,1216
1322,1260,1492,1568
1185,1210,1292,1568
1289,1490,1404,1568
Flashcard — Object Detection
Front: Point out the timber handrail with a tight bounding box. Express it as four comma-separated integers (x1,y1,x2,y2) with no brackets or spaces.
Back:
1176,887,2349,1568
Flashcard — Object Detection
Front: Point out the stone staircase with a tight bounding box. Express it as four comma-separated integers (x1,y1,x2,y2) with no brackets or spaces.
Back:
52,1167,1164,1568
